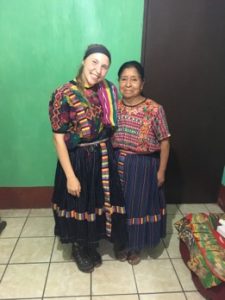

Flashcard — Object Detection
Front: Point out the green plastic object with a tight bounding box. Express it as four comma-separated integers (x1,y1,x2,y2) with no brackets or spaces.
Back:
222,166,225,186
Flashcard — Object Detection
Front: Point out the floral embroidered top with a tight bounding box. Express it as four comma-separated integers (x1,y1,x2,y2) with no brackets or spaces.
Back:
112,98,171,153
49,80,118,150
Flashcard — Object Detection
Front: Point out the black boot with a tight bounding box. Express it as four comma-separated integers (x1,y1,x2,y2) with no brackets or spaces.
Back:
0,219,6,234
72,243,94,273
88,247,102,267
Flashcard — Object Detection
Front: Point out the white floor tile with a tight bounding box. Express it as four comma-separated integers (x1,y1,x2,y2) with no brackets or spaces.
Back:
0,238,17,263
29,208,53,217
163,234,181,258
0,209,30,217
0,217,26,238
0,263,48,299
51,237,73,262
167,204,179,214
205,203,224,213
44,297,90,300
167,213,183,233
21,216,54,237
172,259,196,291
147,240,168,259
92,261,137,295
15,299,42,300
98,239,115,260
177,204,207,214
140,293,186,300
0,264,6,280
44,262,90,297
1,204,221,299
134,259,182,293
10,237,54,263
185,291,206,299
93,295,139,300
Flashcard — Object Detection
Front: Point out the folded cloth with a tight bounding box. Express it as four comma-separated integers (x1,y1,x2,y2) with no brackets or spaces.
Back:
217,225,225,238
218,218,225,226
174,213,225,288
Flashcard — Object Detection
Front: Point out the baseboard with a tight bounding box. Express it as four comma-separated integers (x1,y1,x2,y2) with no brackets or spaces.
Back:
0,187,53,209
0,186,222,209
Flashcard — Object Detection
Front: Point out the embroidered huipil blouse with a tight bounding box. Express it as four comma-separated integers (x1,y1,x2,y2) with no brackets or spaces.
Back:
49,80,118,149
112,99,171,153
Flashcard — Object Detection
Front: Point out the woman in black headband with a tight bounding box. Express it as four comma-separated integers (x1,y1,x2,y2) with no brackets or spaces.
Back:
49,44,127,273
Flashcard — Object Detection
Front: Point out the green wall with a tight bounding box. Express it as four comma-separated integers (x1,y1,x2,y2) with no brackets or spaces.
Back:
0,0,144,186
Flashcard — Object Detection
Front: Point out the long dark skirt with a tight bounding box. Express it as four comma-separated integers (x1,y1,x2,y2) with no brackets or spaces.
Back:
116,150,167,251
52,140,127,249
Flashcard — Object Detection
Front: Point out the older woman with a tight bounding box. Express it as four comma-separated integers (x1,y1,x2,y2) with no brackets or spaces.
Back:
112,61,170,265
49,44,127,273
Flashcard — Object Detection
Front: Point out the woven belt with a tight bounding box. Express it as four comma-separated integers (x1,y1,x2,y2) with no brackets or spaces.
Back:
77,137,112,237
77,138,109,147
116,149,159,156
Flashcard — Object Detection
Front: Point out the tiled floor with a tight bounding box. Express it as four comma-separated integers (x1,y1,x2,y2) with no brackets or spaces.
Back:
0,203,223,300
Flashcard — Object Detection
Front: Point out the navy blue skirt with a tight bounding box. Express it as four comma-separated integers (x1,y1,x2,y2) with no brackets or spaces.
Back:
115,150,167,251
52,140,127,249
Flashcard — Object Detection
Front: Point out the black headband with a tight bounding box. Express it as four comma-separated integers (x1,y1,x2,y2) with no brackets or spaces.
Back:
83,45,111,62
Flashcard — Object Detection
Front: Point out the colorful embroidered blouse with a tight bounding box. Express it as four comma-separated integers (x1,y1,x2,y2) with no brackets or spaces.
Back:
112,99,171,153
49,80,118,149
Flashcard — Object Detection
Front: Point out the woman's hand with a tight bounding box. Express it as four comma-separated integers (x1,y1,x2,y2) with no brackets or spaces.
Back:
53,133,81,198
157,170,165,187
157,138,170,187
67,175,81,197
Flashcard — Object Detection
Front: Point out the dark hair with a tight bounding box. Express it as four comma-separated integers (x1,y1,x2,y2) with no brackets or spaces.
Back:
118,60,144,80
83,44,111,63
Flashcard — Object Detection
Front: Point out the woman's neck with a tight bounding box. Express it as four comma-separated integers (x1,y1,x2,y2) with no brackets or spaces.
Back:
122,96,145,107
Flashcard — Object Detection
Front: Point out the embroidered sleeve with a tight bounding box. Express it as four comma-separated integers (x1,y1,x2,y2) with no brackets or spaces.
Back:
49,88,70,133
152,105,171,141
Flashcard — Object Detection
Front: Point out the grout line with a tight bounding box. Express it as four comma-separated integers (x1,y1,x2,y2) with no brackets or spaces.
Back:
169,256,188,295
91,292,140,297
138,291,187,298
41,235,56,299
131,264,141,299
0,209,31,283
184,291,188,300
162,221,189,296
90,271,92,300
1,207,213,299
0,297,41,300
